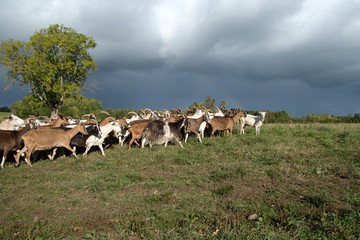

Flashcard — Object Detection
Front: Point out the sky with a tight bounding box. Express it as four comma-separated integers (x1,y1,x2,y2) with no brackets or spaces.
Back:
1,0,360,117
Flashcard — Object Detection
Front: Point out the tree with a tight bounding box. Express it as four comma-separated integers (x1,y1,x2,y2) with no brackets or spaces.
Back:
220,100,228,108
204,95,216,110
0,106,10,112
0,24,97,118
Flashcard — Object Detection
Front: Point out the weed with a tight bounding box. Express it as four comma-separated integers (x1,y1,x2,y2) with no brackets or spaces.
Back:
337,131,351,143
302,193,326,208
210,166,244,181
144,191,173,203
88,175,105,192
212,184,234,197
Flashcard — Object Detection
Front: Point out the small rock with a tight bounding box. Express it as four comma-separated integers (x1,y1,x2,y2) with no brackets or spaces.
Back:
247,213,258,221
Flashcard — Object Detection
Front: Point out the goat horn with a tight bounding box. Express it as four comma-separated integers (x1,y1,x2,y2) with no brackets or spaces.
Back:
81,114,90,119
177,108,185,114
25,116,37,122
215,106,221,112
107,117,116,122
25,115,38,120
101,111,110,116
84,119,98,125
39,116,50,120
127,111,139,116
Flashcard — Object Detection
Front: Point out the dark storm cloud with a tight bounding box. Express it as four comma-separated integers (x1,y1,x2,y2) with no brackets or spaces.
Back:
163,0,360,88
1,0,360,117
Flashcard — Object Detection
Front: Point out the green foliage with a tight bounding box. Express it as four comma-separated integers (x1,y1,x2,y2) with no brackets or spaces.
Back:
189,95,224,111
61,95,103,119
266,111,291,123
11,94,102,118
204,95,216,109
11,95,51,117
189,101,204,110
220,100,228,108
0,24,97,117
0,106,10,112
294,114,360,123
244,110,360,123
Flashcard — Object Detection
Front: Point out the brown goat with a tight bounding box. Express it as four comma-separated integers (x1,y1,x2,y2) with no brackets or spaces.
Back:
99,117,116,126
127,119,152,150
184,115,208,143
207,111,244,137
40,115,68,128
15,124,88,167
0,124,34,168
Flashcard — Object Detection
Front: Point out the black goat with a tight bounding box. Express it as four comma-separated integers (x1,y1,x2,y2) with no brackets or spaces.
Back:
70,124,101,151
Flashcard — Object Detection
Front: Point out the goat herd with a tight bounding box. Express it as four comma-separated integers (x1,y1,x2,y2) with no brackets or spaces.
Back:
0,107,266,169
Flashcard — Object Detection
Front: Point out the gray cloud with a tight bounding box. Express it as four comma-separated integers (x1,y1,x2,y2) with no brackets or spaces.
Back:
1,0,360,117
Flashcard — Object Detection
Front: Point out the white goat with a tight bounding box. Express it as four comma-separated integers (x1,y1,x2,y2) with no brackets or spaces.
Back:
240,112,266,136
0,115,25,130
125,111,142,124
83,121,122,156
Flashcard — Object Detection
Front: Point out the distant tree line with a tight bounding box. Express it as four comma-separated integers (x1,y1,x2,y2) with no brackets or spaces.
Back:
0,106,10,112
254,110,360,123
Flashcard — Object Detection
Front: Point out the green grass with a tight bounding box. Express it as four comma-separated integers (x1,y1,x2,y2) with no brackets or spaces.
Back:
0,111,11,120
0,123,360,239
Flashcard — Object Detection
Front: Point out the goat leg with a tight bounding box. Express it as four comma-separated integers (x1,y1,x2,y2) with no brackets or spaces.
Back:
1,155,6,169
184,133,189,143
99,144,106,156
134,139,140,147
63,144,79,159
48,148,57,161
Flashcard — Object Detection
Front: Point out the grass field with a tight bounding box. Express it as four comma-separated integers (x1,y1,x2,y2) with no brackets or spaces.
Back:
0,111,11,120
0,123,359,239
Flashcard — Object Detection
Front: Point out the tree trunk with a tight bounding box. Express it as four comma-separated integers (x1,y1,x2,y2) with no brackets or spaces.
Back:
50,107,59,119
